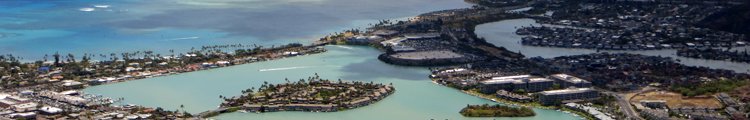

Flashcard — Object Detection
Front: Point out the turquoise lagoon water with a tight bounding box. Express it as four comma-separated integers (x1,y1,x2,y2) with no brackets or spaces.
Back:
84,46,582,120
0,0,470,60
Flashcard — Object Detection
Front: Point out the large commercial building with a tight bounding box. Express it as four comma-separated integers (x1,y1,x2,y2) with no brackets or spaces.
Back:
479,75,554,94
549,74,592,88
538,88,599,105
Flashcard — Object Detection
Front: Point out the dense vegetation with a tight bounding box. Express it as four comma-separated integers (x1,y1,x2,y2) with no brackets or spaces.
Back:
459,104,535,117
698,3,750,38
670,79,748,97
464,0,532,8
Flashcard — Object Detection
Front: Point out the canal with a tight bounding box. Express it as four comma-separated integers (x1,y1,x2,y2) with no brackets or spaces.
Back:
475,18,750,73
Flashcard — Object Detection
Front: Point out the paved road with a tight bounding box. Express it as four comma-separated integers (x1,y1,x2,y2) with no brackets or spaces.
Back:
601,91,642,120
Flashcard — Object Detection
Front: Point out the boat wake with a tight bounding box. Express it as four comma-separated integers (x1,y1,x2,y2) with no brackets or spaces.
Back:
333,45,354,50
164,36,200,41
258,65,339,72
258,66,310,72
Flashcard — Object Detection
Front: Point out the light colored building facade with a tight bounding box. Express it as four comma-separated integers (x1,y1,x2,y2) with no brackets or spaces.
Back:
549,74,592,88
538,88,599,105
479,75,554,94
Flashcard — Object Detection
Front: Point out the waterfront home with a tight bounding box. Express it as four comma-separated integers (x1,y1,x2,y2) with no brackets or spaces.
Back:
216,61,231,67
10,112,36,119
265,105,281,112
345,97,372,108
538,88,599,105
125,67,142,72
11,102,37,112
201,62,215,68
280,104,337,112
549,74,592,88
39,106,63,115
283,51,301,56
61,80,84,89
479,75,554,94
0,93,31,108
243,104,263,112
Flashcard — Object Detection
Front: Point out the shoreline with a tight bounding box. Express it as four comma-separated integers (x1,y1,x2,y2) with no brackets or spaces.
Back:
83,51,326,88
429,80,591,119
199,79,396,118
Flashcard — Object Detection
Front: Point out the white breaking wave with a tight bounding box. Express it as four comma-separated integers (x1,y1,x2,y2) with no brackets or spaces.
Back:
258,66,310,72
164,36,200,41
79,8,95,12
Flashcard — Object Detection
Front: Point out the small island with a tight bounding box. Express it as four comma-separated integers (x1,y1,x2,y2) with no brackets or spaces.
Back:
218,76,394,113
460,104,536,117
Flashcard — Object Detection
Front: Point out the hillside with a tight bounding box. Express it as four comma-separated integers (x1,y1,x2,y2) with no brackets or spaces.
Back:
698,3,750,38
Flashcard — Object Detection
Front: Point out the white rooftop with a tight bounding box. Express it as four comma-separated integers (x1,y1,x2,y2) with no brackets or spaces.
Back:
540,88,595,95
491,75,532,80
482,75,552,84
40,106,63,114
550,74,590,84
59,90,79,95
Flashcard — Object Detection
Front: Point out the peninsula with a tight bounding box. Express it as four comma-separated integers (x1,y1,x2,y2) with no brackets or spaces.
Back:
200,76,394,117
